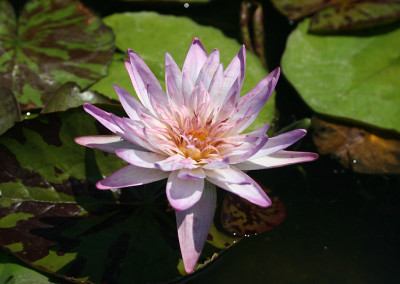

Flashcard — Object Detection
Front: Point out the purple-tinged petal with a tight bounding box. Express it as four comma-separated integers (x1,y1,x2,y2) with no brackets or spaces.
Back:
225,124,269,164
202,157,230,169
83,103,121,134
215,79,240,121
206,172,271,207
235,150,319,171
74,135,145,153
222,45,246,96
178,168,206,180
176,181,216,273
165,52,183,105
195,49,220,90
115,148,167,168
113,85,151,120
231,67,280,133
127,49,168,115
250,129,307,160
182,37,208,87
155,155,198,171
204,166,250,185
167,170,204,211
96,165,169,190
208,64,224,107
110,114,162,154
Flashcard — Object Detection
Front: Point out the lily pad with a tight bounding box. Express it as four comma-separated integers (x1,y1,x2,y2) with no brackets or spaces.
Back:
90,11,274,132
0,106,239,283
0,0,114,110
0,89,20,135
282,19,400,132
270,0,400,32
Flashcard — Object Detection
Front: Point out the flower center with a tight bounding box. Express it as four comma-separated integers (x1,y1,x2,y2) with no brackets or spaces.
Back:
187,129,208,142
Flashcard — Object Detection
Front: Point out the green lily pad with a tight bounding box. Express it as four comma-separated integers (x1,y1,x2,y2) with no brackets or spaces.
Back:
0,89,20,135
281,19,400,132
41,82,113,113
270,0,400,32
0,106,238,283
90,11,274,133
0,0,114,110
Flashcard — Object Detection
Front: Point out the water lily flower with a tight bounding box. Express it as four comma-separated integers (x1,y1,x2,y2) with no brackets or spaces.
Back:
75,38,318,273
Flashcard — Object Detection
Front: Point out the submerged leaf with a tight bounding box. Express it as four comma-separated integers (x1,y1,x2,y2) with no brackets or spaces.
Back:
221,182,286,236
282,19,400,132
0,0,114,110
312,116,400,174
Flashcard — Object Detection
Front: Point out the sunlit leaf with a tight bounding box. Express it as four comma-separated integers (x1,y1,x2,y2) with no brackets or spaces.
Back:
90,11,274,133
0,0,114,110
270,0,400,32
221,182,286,236
42,82,112,113
282,19,400,132
312,115,400,174
0,89,20,135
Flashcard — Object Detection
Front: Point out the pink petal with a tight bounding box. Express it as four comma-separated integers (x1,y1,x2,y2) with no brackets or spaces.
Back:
96,165,169,190
215,79,240,121
127,49,167,115
177,168,206,180
206,171,271,207
113,85,151,120
208,64,224,107
83,103,121,134
250,129,307,160
235,150,319,171
155,155,198,171
225,124,269,164
182,38,208,88
165,52,183,105
115,148,167,168
110,114,162,154
167,171,204,211
222,45,246,97
202,157,230,169
204,166,250,185
195,49,220,90
176,181,216,273
74,135,145,153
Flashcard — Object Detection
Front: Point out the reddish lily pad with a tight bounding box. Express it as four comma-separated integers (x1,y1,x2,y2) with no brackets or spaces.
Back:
0,0,114,110
0,88,20,135
0,106,240,283
270,0,400,32
221,182,286,236
312,116,400,174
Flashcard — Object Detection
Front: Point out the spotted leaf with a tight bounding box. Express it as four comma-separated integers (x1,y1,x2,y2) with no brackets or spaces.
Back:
0,0,114,110
270,0,400,32
221,182,286,236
